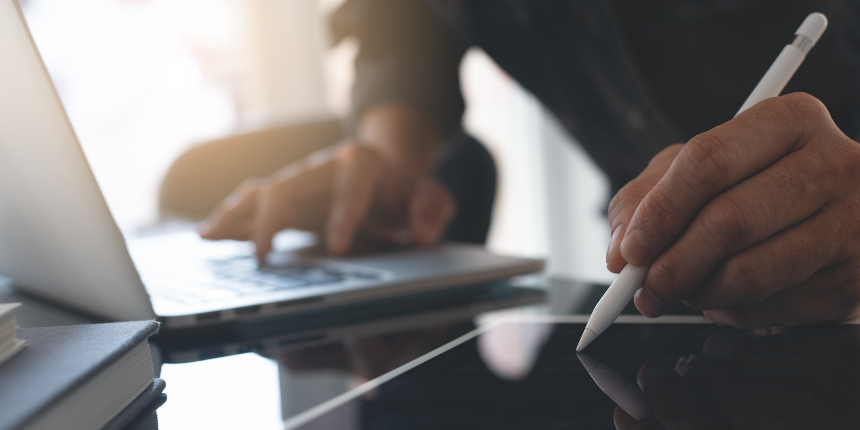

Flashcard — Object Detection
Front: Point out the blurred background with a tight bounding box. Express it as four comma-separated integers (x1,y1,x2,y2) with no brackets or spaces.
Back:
18,0,615,285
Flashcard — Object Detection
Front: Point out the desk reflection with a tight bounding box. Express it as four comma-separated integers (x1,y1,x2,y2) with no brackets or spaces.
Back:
616,329,860,430
152,281,544,430
285,321,860,430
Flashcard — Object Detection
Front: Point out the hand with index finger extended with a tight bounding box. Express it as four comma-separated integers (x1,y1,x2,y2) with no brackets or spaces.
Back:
200,140,456,259
198,178,262,241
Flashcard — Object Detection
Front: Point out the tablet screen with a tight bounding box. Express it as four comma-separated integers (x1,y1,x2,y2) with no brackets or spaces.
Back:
286,318,860,429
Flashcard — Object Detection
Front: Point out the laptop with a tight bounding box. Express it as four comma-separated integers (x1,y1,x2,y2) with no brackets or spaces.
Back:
0,0,544,328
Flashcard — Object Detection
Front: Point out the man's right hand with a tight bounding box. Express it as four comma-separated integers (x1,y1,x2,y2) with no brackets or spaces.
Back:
198,104,455,258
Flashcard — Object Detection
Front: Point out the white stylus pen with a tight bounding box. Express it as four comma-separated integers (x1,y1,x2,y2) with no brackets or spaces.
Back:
577,12,829,352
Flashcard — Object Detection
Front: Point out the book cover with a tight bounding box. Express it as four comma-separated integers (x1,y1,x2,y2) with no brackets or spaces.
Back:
0,320,160,430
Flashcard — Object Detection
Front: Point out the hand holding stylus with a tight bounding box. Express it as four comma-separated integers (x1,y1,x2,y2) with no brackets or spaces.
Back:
579,13,860,350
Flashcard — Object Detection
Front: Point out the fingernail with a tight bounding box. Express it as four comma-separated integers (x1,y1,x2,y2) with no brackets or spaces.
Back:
415,220,430,244
634,286,666,317
620,229,652,265
327,232,344,254
197,222,211,237
750,327,770,337
606,225,623,264
704,311,727,327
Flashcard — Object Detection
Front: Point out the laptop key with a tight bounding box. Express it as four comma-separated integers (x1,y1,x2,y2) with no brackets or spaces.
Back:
255,276,310,289
282,268,343,284
199,287,244,301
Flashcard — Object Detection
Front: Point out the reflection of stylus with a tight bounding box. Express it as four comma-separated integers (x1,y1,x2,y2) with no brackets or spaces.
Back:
577,353,651,420
577,12,830,352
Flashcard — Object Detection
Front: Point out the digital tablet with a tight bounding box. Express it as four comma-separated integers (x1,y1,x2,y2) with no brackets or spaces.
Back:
284,315,860,429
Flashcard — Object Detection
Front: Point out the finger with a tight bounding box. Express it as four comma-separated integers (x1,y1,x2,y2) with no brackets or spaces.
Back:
362,224,413,245
253,159,337,258
683,212,839,310
620,93,827,267
200,180,259,240
326,145,384,255
607,145,684,273
251,181,286,258
408,178,455,247
703,264,860,330
202,219,253,241
637,358,724,430
638,154,832,316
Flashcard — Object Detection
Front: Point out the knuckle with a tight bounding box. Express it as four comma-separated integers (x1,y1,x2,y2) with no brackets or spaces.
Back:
761,93,828,141
720,255,771,304
781,92,827,121
680,132,738,188
336,142,365,162
702,195,759,249
625,187,687,250
239,178,261,192
610,145,684,231
648,254,693,302
339,143,380,164
608,183,646,225
649,143,684,166
337,144,386,179
832,145,860,185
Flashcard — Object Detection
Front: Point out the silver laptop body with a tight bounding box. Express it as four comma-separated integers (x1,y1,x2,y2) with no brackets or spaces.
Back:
0,0,544,328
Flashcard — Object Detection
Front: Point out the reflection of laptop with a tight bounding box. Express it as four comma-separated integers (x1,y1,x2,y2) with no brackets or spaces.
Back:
155,280,546,363
0,1,544,328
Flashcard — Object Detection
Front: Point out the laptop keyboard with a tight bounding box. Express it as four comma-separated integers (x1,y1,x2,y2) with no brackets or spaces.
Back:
142,256,387,303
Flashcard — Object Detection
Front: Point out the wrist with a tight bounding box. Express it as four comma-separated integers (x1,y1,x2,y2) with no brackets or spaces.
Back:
357,103,443,175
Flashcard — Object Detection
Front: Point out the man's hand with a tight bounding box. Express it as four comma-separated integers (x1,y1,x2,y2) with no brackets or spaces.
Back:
606,93,860,328
199,104,455,257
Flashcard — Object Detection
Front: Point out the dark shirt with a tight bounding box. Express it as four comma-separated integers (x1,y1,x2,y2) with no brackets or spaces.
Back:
331,0,860,194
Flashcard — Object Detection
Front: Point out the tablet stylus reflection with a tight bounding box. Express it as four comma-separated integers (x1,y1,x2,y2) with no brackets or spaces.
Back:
577,353,651,420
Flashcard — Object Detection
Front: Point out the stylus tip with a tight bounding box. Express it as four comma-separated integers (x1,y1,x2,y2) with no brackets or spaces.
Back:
576,328,597,352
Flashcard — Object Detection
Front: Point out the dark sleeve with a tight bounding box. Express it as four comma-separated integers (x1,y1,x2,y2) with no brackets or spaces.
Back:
330,0,468,138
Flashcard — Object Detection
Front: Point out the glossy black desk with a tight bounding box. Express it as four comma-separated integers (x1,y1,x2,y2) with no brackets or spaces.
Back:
8,275,860,429
2,276,624,429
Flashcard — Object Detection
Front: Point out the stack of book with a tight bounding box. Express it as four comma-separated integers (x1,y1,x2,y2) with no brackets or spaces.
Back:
0,314,165,430
0,303,25,367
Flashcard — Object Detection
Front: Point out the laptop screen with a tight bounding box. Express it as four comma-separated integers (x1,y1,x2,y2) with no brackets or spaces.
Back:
285,319,860,429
